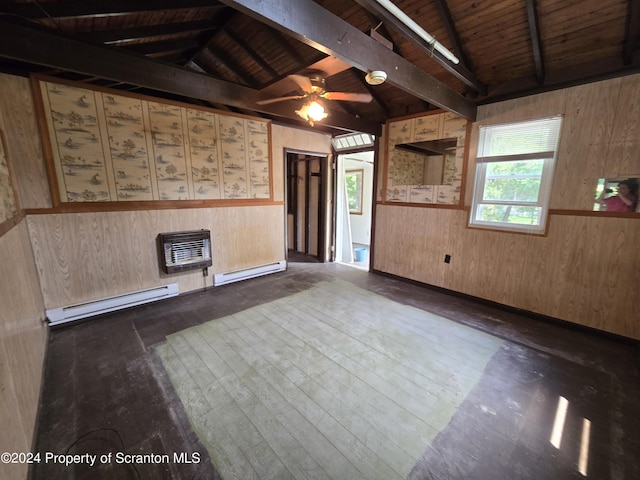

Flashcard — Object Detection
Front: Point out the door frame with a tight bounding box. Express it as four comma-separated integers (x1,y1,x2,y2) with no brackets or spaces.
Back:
284,148,331,261
331,138,380,270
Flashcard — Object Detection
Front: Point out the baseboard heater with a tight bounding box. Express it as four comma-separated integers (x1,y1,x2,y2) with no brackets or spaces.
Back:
45,283,179,326
213,261,286,286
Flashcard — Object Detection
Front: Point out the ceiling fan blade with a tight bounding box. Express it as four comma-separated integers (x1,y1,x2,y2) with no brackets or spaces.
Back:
256,95,306,105
288,74,314,93
322,91,373,103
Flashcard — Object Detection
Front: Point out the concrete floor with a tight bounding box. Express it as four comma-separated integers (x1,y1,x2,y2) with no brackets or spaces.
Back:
30,261,640,479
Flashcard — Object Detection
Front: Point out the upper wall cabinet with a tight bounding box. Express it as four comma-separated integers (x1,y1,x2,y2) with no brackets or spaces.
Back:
384,111,468,206
33,76,272,206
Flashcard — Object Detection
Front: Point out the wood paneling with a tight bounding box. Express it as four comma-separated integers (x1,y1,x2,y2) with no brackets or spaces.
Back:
0,220,47,480
0,74,51,209
375,205,640,339
27,205,285,309
374,205,452,288
605,75,640,176
375,74,640,339
551,79,620,210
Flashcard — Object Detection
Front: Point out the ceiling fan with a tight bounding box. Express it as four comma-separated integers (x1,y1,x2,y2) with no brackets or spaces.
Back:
256,71,373,125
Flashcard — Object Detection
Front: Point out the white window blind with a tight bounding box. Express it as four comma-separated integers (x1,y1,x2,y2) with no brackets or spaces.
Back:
477,116,563,160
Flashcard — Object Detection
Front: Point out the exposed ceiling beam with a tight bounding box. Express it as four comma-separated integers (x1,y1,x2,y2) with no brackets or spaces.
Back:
216,0,477,120
1,0,221,19
480,54,640,104
351,0,485,95
623,0,640,65
204,46,259,86
348,68,391,118
223,27,281,79
124,38,201,57
432,0,474,73
74,20,219,46
525,0,545,84
0,18,379,134
185,7,237,69
267,28,307,66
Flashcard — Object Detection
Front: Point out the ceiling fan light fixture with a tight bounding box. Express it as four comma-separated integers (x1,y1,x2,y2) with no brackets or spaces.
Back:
296,100,328,126
365,70,387,85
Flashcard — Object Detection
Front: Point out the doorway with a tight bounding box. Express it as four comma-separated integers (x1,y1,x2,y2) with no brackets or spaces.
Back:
334,151,374,270
286,150,330,262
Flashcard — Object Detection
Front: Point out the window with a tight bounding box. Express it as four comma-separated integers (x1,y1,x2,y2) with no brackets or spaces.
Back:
332,133,375,151
345,169,363,214
470,116,563,233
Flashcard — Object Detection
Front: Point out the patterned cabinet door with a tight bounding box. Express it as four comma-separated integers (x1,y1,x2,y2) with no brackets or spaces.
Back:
218,115,248,200
186,108,222,200
442,112,468,146
413,114,443,142
35,77,273,205
387,118,413,146
40,81,112,202
385,119,413,203
436,113,468,205
147,101,190,201
247,120,270,199
102,93,154,201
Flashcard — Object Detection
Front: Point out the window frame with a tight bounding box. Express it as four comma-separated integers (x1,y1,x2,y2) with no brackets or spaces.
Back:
469,116,563,234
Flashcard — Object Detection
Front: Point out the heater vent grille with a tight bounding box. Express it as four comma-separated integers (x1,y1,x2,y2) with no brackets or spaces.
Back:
158,230,212,274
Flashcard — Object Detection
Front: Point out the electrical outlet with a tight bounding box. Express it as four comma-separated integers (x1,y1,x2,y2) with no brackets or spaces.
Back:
444,254,451,264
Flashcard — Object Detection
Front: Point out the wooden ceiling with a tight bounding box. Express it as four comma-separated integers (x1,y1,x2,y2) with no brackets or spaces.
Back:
0,0,639,135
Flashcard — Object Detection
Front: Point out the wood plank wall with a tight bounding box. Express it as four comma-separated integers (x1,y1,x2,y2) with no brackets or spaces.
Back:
26,206,286,308
375,74,640,340
0,222,47,480
0,74,51,209
0,73,48,480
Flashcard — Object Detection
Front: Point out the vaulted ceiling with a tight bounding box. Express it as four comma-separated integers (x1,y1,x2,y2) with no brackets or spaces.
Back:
0,0,639,135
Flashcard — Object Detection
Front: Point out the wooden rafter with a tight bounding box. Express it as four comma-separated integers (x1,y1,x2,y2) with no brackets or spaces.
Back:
525,0,545,84
223,27,281,80
1,0,221,19
348,68,390,118
216,0,476,120
432,0,474,73
623,0,640,65
125,38,200,57
74,20,219,46
351,0,485,95
0,17,379,133
204,46,260,87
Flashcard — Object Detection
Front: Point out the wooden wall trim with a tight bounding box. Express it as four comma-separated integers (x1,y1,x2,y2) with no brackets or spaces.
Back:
24,200,285,215
30,76,62,207
376,201,464,210
375,204,640,219
0,211,26,238
549,209,640,218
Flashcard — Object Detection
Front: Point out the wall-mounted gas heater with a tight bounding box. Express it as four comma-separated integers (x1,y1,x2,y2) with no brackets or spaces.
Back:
157,229,212,274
